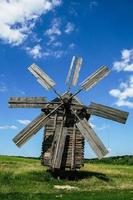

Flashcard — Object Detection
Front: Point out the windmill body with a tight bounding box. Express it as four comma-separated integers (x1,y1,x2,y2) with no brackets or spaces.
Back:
9,57,129,172
41,92,89,170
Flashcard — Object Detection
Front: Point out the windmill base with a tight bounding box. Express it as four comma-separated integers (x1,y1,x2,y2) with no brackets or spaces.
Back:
41,122,85,171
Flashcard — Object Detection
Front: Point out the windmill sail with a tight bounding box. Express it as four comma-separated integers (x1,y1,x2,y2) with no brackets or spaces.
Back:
28,63,56,90
76,118,108,159
80,66,110,91
66,56,83,90
87,102,129,124
13,103,63,147
13,113,48,147
9,97,47,108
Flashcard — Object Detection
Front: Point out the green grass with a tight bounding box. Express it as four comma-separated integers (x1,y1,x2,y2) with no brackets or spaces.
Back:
0,155,133,200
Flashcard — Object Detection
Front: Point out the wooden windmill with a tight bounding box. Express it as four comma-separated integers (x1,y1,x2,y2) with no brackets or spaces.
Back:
9,57,129,172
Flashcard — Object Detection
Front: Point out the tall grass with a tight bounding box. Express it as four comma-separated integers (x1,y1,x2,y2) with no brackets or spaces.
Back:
0,155,133,200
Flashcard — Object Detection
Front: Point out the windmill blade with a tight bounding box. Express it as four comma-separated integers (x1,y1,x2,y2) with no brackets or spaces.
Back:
28,63,56,90
87,102,129,124
80,66,110,91
66,56,83,90
9,97,47,108
76,118,109,159
52,126,67,169
13,113,48,147
13,103,63,147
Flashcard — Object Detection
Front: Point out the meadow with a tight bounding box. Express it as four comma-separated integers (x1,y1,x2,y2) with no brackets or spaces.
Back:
0,155,133,200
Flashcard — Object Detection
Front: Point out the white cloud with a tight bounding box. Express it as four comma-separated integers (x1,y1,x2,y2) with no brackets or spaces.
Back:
26,45,65,59
52,41,62,47
45,18,62,46
89,122,96,129
64,22,74,34
45,18,61,36
107,148,112,153
26,44,42,59
89,118,110,131
53,50,65,58
0,83,7,92
109,76,133,108
96,124,110,131
0,0,61,45
68,43,76,49
0,125,18,130
17,120,31,125
113,49,133,72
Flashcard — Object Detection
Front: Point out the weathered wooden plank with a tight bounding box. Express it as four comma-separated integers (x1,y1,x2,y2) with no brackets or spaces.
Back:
76,118,108,159
66,56,75,87
28,63,56,90
80,66,110,91
13,113,47,147
9,97,47,108
71,124,76,170
73,57,83,86
87,102,129,124
66,56,83,89
9,97,46,102
52,126,67,169
13,103,63,147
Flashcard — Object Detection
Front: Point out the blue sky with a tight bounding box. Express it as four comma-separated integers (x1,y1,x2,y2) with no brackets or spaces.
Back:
0,0,133,159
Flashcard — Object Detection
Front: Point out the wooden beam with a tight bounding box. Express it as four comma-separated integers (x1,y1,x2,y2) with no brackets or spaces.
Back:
66,56,82,89
71,124,76,170
28,64,56,90
9,97,47,108
87,102,129,124
13,103,63,147
13,112,48,147
80,66,110,91
52,125,67,169
76,118,109,159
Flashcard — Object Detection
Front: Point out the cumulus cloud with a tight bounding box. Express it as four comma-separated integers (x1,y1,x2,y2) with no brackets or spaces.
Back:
17,119,31,125
26,44,65,59
45,18,61,37
45,17,62,47
113,49,133,72
109,48,133,107
64,22,74,34
109,76,133,108
44,19,75,58
0,0,61,45
26,44,42,59
0,125,18,130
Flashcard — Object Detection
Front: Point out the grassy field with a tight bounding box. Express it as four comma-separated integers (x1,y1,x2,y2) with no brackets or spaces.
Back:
0,155,133,200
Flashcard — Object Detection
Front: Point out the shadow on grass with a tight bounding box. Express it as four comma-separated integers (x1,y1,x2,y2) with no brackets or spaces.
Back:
20,169,111,182
48,170,111,182
76,170,110,182
0,169,111,184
